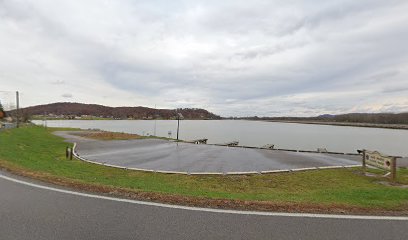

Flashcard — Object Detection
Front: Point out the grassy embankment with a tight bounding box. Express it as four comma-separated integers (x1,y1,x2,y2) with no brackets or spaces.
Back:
0,126,407,214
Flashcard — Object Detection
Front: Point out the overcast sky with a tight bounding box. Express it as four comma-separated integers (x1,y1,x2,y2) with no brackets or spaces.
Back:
1,0,408,117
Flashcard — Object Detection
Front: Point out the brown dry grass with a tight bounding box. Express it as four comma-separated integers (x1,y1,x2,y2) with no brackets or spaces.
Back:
72,131,142,140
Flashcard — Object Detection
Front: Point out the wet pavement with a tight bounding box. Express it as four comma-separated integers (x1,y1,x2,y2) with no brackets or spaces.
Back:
55,131,363,173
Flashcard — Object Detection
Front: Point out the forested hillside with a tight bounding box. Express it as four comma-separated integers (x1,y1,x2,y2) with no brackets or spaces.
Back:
240,113,408,125
15,102,221,120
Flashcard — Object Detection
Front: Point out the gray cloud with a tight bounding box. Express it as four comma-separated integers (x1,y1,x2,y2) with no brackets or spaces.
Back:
51,80,65,85
0,0,408,117
62,93,73,98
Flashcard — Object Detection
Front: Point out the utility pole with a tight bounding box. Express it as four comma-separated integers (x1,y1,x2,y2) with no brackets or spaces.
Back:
16,91,19,128
44,111,47,128
176,111,183,141
154,104,157,136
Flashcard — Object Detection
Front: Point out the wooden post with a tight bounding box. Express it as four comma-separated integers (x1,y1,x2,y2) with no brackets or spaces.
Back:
66,147,73,160
390,157,397,183
361,150,366,174
66,147,69,159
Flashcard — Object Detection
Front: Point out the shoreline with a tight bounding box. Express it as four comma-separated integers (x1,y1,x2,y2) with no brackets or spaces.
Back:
31,118,408,130
32,118,408,130
252,120,408,130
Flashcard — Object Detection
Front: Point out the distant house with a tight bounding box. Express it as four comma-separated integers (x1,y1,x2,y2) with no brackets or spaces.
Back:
0,110,4,119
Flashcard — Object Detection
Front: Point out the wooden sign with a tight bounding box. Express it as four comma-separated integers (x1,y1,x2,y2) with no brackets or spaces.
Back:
364,150,393,170
361,150,399,182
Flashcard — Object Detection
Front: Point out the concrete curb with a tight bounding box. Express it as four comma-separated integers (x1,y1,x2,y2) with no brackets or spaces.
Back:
201,142,360,156
72,143,361,176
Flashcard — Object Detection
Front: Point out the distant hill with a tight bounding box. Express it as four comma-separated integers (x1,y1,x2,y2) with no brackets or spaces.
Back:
16,102,221,120
240,112,408,125
317,112,408,124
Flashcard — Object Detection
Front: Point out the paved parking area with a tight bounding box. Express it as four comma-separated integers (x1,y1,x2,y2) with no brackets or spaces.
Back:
56,131,362,173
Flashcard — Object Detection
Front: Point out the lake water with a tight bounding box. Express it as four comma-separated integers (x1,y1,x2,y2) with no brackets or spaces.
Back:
33,120,408,157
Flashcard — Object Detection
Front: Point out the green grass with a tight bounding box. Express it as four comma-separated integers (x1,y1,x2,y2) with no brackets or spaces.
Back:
1,126,407,210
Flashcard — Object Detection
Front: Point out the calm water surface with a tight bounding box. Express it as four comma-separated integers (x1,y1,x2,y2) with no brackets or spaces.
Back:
33,120,408,156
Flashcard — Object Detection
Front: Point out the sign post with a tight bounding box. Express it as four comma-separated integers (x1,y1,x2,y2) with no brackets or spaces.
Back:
362,150,366,173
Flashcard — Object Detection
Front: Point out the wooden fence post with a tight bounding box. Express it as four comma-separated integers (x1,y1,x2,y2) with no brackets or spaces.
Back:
390,157,397,183
361,150,366,174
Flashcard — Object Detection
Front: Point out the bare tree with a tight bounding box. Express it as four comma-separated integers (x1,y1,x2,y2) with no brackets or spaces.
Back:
0,101,4,119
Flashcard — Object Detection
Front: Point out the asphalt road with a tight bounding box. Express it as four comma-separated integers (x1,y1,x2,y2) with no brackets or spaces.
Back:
55,132,361,173
0,171,407,240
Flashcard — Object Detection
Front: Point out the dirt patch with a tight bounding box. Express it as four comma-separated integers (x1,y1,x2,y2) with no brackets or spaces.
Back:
71,131,142,140
376,181,408,188
1,163,407,216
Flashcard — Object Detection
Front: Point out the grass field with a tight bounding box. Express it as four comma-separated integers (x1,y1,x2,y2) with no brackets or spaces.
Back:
1,125,407,214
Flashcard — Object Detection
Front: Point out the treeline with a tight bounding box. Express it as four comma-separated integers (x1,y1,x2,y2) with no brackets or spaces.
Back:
13,102,221,120
0,102,5,119
321,113,408,124
240,113,408,125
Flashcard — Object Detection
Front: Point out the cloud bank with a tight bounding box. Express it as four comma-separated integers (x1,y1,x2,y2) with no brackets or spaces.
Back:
1,0,408,116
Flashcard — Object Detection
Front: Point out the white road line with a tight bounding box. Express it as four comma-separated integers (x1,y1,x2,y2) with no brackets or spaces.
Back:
0,173,407,221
